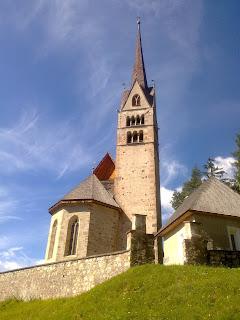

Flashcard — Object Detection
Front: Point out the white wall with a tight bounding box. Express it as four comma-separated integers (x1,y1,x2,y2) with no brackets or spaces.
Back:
163,222,192,265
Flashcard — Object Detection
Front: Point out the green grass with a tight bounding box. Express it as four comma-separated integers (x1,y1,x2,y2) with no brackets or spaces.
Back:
1,264,240,319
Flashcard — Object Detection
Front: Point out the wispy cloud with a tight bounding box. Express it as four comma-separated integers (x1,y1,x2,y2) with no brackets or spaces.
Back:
162,159,187,186
160,186,174,221
0,186,20,223
0,247,39,272
0,108,92,177
214,156,236,179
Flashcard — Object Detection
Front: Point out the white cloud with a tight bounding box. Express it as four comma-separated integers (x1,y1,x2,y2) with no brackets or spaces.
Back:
0,247,40,272
214,156,236,179
161,159,187,186
0,109,92,177
161,186,174,213
160,186,175,224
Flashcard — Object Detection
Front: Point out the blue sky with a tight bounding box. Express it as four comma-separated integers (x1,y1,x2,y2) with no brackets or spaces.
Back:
0,0,239,271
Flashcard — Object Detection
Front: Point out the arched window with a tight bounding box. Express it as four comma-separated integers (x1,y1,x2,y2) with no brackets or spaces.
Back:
48,220,58,259
131,116,135,126
127,131,132,144
136,115,141,125
141,115,144,125
126,116,131,127
65,216,79,256
133,131,138,143
132,94,141,106
139,130,144,143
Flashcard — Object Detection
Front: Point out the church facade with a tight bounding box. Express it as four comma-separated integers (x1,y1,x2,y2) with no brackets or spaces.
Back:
45,20,162,264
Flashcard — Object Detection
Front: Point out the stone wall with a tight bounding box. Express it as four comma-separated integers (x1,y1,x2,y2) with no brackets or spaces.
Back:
114,80,161,249
184,236,208,265
208,250,240,267
184,236,240,267
87,203,121,255
0,250,130,301
128,230,155,266
45,205,91,263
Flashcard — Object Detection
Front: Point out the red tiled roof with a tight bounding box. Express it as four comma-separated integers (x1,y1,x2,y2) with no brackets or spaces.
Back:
93,153,115,181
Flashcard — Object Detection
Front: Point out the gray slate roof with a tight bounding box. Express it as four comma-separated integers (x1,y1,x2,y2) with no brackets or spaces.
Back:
162,177,240,232
60,174,119,208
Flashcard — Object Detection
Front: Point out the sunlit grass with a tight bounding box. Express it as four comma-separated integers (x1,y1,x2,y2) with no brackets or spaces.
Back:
0,264,240,319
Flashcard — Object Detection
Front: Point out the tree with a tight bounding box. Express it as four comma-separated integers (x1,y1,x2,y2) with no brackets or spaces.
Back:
203,157,225,179
232,133,240,193
171,167,202,210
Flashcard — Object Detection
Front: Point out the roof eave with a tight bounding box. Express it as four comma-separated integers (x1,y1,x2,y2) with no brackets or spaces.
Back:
49,199,121,215
155,210,193,238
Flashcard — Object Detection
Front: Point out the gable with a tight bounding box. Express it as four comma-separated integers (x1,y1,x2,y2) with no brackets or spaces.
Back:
121,81,152,111
93,153,115,181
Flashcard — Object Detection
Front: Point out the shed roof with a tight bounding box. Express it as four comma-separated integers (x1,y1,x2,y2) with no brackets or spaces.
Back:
159,177,240,235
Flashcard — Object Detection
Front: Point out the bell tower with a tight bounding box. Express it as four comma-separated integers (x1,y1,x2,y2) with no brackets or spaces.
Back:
114,19,161,246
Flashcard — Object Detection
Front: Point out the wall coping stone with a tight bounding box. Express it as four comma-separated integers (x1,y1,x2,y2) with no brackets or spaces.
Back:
0,250,130,275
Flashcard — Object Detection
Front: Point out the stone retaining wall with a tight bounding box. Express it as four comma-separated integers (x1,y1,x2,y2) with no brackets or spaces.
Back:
208,250,240,267
0,250,130,301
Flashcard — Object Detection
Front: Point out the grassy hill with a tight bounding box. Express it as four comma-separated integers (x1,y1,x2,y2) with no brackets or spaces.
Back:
0,264,240,320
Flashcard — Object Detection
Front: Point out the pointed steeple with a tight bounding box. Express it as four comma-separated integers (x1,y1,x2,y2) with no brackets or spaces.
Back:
131,18,148,89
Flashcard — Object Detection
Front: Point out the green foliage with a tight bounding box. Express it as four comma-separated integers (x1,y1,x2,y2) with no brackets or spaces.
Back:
203,157,225,179
1,265,240,320
232,133,240,193
171,167,202,210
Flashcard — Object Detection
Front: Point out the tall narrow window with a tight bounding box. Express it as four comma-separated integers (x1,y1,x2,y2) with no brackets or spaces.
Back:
139,130,144,142
133,131,138,143
141,115,144,125
126,116,131,127
132,94,141,106
131,116,135,126
65,217,79,256
127,131,132,144
136,115,140,125
48,220,58,259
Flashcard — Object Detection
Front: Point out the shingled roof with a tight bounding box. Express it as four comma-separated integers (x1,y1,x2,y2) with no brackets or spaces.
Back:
159,177,240,234
131,19,148,89
49,174,119,213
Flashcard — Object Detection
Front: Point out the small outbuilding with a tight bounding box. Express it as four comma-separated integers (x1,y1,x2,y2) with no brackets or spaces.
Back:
156,177,240,265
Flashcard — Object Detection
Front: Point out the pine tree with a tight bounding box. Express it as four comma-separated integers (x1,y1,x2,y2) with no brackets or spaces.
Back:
203,157,225,179
233,133,240,193
171,167,202,210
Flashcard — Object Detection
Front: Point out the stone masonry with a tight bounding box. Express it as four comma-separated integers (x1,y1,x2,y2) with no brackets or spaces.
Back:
0,251,130,301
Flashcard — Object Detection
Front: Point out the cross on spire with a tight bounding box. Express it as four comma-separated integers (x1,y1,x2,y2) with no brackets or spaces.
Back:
131,17,148,89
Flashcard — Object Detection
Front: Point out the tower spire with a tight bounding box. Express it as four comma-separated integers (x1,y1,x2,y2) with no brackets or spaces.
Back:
131,17,148,89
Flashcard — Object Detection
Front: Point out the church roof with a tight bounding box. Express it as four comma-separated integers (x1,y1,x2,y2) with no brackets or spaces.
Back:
49,174,119,213
159,177,240,235
93,153,115,181
131,19,148,89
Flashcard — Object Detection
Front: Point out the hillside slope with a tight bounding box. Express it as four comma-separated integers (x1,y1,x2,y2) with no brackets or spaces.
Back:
0,264,240,320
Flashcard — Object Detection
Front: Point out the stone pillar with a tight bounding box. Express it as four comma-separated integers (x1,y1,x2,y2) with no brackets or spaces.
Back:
184,221,209,265
128,215,155,266
154,236,163,264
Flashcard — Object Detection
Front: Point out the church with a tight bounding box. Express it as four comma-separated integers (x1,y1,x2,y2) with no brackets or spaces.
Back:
45,19,162,264
44,19,240,268
1,19,240,302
